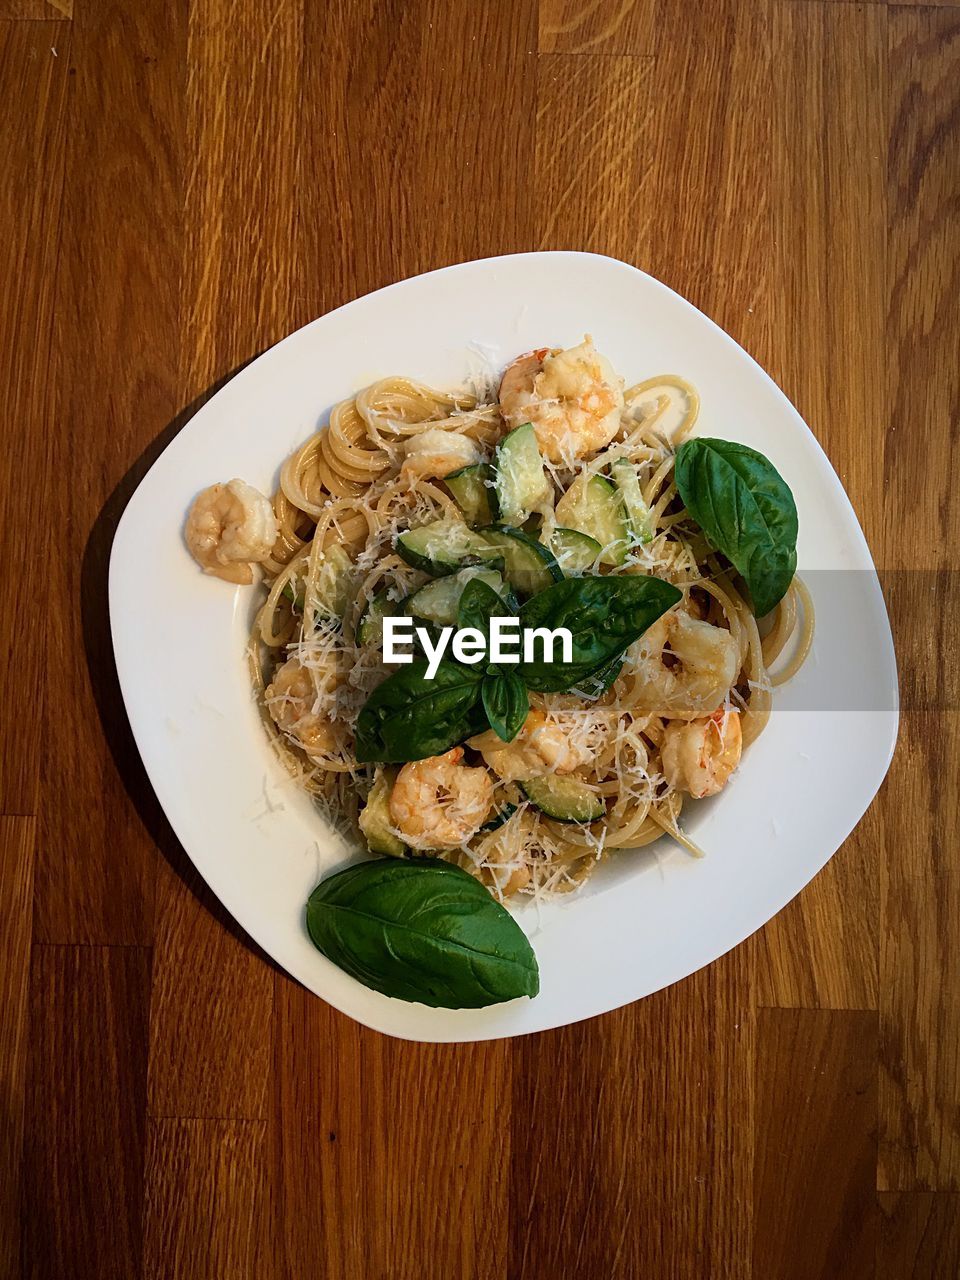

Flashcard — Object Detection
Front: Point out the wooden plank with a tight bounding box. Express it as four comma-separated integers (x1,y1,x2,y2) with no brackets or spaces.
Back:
878,1193,960,1279
645,0,772,345
0,817,35,1280
537,0,771,352
539,0,658,55
510,948,755,1279
884,0,960,576
880,5,960,1192
754,0,886,1011
766,0,887,544
535,52,657,259
753,1008,878,1279
0,20,71,814
178,0,302,397
799,0,960,7
794,0,958,6
273,985,364,1279
21,945,151,1279
146,0,301,1126
755,834,880,1009
33,0,185,945
142,1118,275,1280
363,1030,510,1279
297,0,538,316
147,859,274,1120
0,0,72,19
274,980,510,1279
878,721,960,1192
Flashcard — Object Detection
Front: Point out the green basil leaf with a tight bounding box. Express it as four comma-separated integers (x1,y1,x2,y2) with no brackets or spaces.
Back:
355,661,485,763
517,575,681,692
457,576,516,633
481,669,528,742
306,857,539,1008
674,437,798,617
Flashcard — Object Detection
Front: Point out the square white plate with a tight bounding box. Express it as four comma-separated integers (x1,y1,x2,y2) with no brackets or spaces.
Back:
109,252,898,1042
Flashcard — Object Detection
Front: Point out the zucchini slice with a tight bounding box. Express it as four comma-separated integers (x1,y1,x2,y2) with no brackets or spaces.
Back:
406,568,505,627
494,423,551,526
611,458,654,545
555,474,629,566
282,545,354,618
548,526,602,574
396,519,504,577
520,775,605,823
479,801,518,832
314,545,355,617
445,463,498,526
357,589,404,646
358,770,406,857
478,525,563,596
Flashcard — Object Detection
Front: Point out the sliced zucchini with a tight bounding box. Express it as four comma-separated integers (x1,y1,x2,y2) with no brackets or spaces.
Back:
478,525,563,596
612,458,654,545
358,770,406,857
357,589,404,646
480,801,518,832
494,423,551,526
520,775,606,823
548,526,602,574
396,520,504,577
554,474,629,566
406,568,504,627
282,545,354,618
445,463,498,526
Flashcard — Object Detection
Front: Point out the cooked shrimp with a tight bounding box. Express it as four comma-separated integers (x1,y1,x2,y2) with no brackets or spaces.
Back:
265,654,340,757
185,479,277,585
400,428,481,479
627,609,739,719
389,748,493,849
498,336,624,463
661,708,742,798
468,710,590,783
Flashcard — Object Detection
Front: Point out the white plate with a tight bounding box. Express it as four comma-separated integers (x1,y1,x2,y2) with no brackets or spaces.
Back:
109,252,898,1042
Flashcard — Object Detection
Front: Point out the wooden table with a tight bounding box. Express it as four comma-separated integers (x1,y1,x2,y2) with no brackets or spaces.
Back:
2,1,958,1276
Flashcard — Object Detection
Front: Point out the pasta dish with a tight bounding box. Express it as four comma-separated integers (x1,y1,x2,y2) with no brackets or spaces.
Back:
185,338,813,907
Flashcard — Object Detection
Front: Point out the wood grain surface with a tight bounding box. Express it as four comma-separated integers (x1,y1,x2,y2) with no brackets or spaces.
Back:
1,1,958,1277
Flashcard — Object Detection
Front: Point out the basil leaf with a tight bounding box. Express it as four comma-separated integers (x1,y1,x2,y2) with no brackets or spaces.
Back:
458,576,515,633
481,669,528,742
517,575,681,692
306,857,539,1008
674,437,798,617
355,661,485,763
